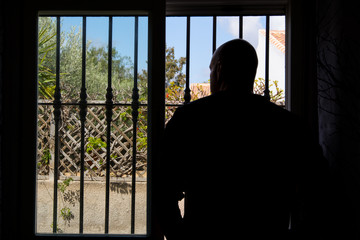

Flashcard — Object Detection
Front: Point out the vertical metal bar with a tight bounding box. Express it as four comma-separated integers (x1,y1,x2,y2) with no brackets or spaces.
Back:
212,16,217,53
79,16,87,234
131,16,139,234
184,16,191,104
264,15,270,101
105,16,113,234
239,16,243,39
52,16,61,233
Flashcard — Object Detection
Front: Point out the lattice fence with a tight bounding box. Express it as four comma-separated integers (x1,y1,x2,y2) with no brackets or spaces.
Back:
36,88,204,180
37,104,150,179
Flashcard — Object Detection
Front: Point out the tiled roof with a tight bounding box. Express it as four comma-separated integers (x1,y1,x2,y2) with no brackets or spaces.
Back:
259,30,285,53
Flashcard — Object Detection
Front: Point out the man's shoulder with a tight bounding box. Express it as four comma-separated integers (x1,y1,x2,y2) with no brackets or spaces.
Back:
175,94,218,113
178,91,234,109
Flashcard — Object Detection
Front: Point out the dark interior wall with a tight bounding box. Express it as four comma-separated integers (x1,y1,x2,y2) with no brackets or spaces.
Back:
0,0,3,237
317,0,360,239
0,1,24,239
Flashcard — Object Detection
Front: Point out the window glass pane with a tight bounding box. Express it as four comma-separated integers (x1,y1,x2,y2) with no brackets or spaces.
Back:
58,106,81,233
36,104,54,233
37,17,57,102
82,106,107,233
112,17,135,103
86,17,109,103
60,17,83,103
269,15,286,106
109,106,132,233
165,17,186,104
138,17,148,105
190,17,212,101
249,16,266,98
216,16,239,47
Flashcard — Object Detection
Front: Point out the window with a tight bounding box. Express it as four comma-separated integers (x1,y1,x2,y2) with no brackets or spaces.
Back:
12,1,309,239
36,15,150,235
163,14,286,219
35,10,286,238
165,15,286,112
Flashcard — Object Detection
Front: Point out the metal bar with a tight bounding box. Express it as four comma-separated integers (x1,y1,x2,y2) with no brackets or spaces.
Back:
52,16,62,233
38,102,146,107
264,15,270,101
184,16,191,104
105,16,113,234
212,16,217,53
79,16,87,234
239,15,243,38
131,16,139,234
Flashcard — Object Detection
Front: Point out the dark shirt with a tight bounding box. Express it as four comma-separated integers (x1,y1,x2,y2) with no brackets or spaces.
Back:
159,91,325,240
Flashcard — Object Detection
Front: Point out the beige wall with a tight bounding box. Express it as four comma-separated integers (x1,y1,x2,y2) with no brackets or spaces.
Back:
36,179,147,234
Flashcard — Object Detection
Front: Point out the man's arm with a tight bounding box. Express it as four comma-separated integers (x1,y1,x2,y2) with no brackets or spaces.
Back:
158,109,186,239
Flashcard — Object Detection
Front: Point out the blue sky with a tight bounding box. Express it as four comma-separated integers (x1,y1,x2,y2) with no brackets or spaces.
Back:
61,16,148,72
60,16,284,84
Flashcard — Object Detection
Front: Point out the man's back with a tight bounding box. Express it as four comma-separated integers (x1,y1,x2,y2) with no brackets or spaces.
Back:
160,91,319,239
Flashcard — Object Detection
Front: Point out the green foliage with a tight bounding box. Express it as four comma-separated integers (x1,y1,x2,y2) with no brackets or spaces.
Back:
165,46,186,88
38,148,51,168
52,177,76,230
253,78,285,105
60,207,74,222
137,108,148,151
38,17,57,99
86,137,107,153
58,177,73,193
165,81,184,103
50,223,62,233
38,17,135,101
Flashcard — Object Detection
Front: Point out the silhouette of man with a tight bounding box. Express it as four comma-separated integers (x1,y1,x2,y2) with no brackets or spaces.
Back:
159,39,327,240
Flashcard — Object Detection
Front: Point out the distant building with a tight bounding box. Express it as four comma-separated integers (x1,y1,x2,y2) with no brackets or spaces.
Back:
190,83,211,100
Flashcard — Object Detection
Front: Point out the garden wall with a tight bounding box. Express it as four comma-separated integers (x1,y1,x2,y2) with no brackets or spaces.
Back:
36,179,147,234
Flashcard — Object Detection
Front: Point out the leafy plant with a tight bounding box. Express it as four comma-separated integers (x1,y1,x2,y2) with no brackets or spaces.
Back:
253,78,285,105
38,18,57,99
58,177,73,193
52,177,76,230
86,137,107,153
60,207,74,223
38,148,51,168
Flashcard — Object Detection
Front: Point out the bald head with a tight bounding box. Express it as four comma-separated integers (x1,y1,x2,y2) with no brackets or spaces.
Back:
210,39,258,94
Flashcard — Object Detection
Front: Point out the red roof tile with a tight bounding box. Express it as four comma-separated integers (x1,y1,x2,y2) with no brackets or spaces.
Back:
259,30,285,53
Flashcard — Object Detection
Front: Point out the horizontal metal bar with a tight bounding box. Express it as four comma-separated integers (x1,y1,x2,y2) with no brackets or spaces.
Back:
39,102,183,108
166,6,286,16
37,175,148,182
38,12,148,17
37,102,148,107
164,103,183,107
166,13,286,17
35,233,148,239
